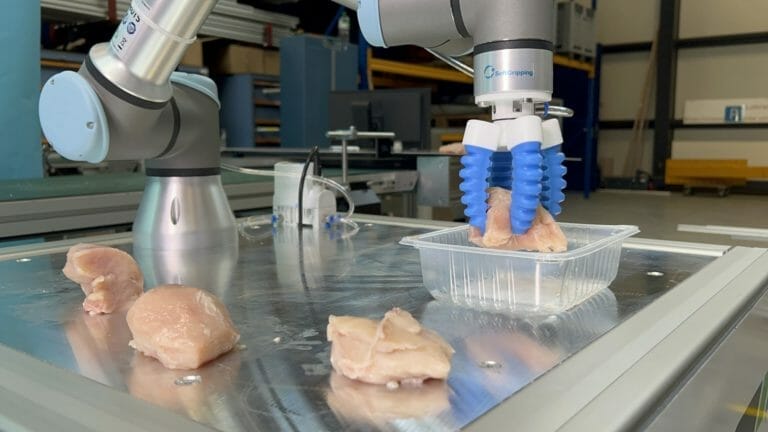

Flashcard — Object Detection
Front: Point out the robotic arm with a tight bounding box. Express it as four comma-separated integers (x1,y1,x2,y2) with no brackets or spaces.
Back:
39,0,235,251
353,0,555,112
351,0,569,234
38,0,567,252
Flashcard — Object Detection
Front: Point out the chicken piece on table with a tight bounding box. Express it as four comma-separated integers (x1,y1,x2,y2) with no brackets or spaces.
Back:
327,308,454,388
63,243,144,315
127,284,240,370
438,142,466,155
470,187,568,253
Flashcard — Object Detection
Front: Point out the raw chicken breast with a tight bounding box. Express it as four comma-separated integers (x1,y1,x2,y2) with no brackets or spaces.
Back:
327,308,454,387
63,243,144,315
438,143,466,155
126,285,240,370
470,187,568,253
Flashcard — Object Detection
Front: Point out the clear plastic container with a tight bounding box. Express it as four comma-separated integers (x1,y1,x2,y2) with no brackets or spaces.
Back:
400,223,639,314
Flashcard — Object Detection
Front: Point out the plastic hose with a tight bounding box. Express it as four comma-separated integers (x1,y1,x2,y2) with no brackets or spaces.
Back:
511,142,543,235
328,216,360,239
541,145,567,217
459,145,493,233
221,163,355,220
223,163,360,240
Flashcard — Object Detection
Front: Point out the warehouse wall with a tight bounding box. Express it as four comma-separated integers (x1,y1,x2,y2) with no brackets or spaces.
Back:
679,0,768,38
673,129,768,166
596,0,657,176
676,44,768,118
675,0,768,168
597,0,768,177
598,131,654,179
596,1,658,44
600,52,655,121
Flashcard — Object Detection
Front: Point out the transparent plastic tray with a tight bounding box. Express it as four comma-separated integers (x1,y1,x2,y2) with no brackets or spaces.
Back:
400,223,639,314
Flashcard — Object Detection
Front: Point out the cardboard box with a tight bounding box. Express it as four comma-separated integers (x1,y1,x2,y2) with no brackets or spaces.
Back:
263,50,280,75
211,44,264,74
180,40,204,67
210,44,280,76
683,98,768,124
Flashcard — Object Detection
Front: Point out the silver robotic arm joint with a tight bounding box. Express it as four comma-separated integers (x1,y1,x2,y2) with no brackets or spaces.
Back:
40,0,225,163
358,0,569,233
39,0,237,251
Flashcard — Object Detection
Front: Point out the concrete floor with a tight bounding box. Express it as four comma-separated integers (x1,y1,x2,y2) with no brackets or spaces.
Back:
560,190,768,248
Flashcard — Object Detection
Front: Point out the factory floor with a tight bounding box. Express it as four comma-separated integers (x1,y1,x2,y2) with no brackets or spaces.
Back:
560,190,768,248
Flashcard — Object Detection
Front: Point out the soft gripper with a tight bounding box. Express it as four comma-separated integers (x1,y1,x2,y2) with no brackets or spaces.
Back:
541,145,567,217
459,145,493,232
488,151,513,190
511,141,543,235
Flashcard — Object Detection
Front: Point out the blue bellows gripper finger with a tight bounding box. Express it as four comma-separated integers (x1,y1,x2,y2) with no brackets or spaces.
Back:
541,145,567,217
459,145,493,233
511,141,543,235
488,151,513,190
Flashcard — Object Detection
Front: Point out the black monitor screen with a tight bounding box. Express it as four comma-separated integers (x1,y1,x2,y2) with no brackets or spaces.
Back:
329,88,431,150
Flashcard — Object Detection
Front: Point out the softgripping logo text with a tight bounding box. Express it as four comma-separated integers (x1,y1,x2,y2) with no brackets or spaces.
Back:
483,65,534,79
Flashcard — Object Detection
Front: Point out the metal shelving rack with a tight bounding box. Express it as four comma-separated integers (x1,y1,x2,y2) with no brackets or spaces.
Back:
218,74,282,148
367,54,594,85
41,0,298,46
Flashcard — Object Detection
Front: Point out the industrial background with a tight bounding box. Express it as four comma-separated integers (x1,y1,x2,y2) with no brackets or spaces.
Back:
1,2,768,430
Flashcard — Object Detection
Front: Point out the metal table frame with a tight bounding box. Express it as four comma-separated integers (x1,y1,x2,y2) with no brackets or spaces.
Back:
472,240,768,431
0,215,765,432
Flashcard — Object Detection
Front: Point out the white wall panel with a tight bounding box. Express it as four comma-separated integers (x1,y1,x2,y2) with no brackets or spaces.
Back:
596,0,658,44
597,130,654,177
600,52,655,120
680,0,768,38
675,44,768,118
672,129,768,166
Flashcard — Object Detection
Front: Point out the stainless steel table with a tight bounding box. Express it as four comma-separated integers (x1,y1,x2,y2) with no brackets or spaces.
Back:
0,216,766,431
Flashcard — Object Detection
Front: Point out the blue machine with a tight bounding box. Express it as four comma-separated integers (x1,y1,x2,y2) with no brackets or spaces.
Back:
218,74,281,148
1,1,43,179
280,35,357,149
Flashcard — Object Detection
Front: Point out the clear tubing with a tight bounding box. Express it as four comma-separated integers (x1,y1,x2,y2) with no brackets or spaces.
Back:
220,163,355,220
425,48,474,78
332,217,361,240
238,215,360,241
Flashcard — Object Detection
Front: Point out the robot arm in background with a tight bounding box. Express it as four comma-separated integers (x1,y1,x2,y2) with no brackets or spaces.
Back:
39,0,235,250
39,0,220,167
38,0,567,242
352,0,569,234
